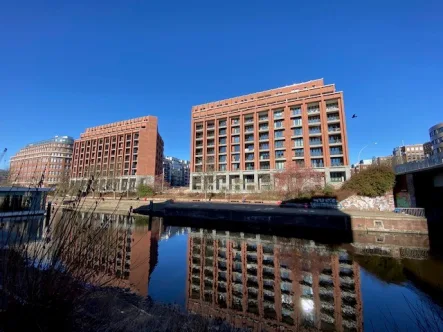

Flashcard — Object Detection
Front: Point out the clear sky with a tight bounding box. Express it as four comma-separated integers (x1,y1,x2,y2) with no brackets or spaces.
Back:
1,0,442,169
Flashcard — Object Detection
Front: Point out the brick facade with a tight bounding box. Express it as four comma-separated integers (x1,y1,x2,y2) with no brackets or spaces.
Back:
190,79,351,192
70,116,163,192
9,136,73,187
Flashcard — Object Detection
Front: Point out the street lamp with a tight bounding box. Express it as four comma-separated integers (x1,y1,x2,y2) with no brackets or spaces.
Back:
357,142,378,166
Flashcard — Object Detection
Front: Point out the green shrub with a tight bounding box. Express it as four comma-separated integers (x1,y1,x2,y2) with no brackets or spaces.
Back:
342,165,395,197
323,184,335,196
137,183,154,197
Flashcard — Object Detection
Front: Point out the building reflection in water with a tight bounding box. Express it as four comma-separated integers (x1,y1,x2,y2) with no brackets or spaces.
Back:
60,211,162,297
186,229,363,332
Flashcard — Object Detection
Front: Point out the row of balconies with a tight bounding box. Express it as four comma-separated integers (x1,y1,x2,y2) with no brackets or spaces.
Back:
195,104,340,130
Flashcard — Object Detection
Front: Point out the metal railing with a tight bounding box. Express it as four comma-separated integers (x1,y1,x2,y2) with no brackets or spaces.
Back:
393,208,426,218
395,152,443,174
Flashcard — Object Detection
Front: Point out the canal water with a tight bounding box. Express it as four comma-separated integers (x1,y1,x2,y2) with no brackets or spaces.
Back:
47,211,443,331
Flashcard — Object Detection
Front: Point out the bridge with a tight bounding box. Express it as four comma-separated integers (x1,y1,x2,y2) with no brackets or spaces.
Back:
394,152,443,210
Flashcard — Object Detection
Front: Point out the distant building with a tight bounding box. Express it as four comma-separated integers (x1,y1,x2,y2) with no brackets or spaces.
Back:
352,159,372,173
393,144,425,164
9,136,74,187
372,155,393,166
163,156,190,187
0,169,9,185
70,116,164,192
429,122,443,155
423,142,433,157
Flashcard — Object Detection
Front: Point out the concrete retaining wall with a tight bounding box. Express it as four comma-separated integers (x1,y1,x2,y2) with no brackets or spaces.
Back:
340,193,395,211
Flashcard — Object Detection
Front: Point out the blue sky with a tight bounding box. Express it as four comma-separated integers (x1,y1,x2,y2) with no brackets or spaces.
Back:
1,0,442,169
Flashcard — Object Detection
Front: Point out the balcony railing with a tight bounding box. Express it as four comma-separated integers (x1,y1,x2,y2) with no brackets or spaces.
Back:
308,118,321,124
259,116,268,121
328,127,341,133
260,155,270,160
330,150,343,155
327,116,340,122
329,139,342,144
326,105,339,112
307,108,320,114
310,152,323,157
310,140,322,146
219,121,227,127
245,118,254,123
259,126,269,131
291,109,301,116
259,135,269,140
331,162,344,167
309,130,321,135
260,145,270,150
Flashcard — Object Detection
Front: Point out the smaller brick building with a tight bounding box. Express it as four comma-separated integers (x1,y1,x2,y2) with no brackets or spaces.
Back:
70,116,163,192
9,136,74,187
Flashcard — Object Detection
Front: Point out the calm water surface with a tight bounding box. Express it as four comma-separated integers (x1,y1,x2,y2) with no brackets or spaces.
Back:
60,211,443,331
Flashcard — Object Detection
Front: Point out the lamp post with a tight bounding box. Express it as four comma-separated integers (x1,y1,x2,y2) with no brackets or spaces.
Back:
356,142,377,168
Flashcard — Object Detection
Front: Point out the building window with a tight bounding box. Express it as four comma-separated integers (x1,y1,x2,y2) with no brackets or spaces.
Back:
275,150,285,159
274,120,284,129
294,138,303,147
274,130,284,139
219,164,227,171
219,146,227,153
219,155,227,163
275,161,286,170
290,106,301,116
294,149,304,157
310,148,322,156
275,141,284,149
274,110,284,119
330,172,345,182
311,159,324,168
331,157,344,166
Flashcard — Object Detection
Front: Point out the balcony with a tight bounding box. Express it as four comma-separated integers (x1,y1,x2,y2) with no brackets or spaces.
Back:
259,154,270,160
219,121,227,127
328,126,341,133
308,117,321,124
245,126,254,133
309,140,322,146
309,129,322,136
330,148,343,156
329,139,342,145
274,134,285,141
231,119,240,126
244,118,254,124
260,162,270,170
245,137,254,142
196,126,203,131
196,135,203,140
307,107,320,114
245,165,255,171
291,108,301,117
275,143,285,150
219,130,227,136
259,145,270,151
232,129,241,135
275,153,285,159
326,104,339,112
274,124,284,130
259,125,269,131
327,116,340,123
273,112,284,119
294,150,304,158
259,135,269,141
245,155,255,161
292,121,302,127
259,115,269,122
311,160,324,168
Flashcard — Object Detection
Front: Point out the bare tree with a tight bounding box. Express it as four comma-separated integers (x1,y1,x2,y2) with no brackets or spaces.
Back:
274,161,323,199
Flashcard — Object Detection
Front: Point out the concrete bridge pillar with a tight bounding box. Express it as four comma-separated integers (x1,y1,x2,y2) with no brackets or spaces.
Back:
406,174,417,208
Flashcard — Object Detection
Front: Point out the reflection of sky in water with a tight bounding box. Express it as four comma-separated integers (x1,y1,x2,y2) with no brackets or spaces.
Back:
148,232,188,306
361,268,442,331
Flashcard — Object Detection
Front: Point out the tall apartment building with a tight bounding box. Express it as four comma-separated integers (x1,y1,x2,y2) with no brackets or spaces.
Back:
70,116,163,192
393,144,425,163
163,156,191,187
186,229,362,331
190,79,350,192
429,122,443,155
9,136,74,187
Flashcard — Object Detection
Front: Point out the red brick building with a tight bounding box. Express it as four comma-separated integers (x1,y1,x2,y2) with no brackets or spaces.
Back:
186,230,363,331
9,136,74,187
190,79,350,192
70,116,163,192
